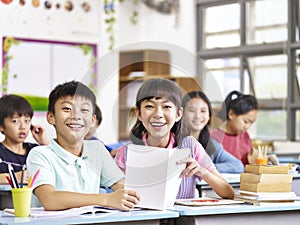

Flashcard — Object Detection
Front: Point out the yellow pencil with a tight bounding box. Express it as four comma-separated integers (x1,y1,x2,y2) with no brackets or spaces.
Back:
27,176,33,188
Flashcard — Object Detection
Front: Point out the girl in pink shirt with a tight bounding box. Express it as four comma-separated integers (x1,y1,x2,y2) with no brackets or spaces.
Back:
115,78,234,199
211,90,258,165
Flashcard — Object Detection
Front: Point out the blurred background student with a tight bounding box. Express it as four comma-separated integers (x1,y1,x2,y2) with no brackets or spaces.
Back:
210,90,258,166
182,91,244,174
84,104,118,157
0,94,49,183
84,104,103,141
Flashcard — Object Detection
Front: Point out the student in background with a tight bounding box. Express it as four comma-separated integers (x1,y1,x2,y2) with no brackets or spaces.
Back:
210,90,258,166
84,104,117,157
84,104,103,140
0,94,49,183
182,91,244,174
27,81,139,211
115,78,234,199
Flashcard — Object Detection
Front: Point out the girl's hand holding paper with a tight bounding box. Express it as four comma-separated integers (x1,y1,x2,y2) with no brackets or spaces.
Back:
177,157,208,178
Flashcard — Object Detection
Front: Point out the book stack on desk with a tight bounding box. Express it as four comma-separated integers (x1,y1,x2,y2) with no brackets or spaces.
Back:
235,165,297,205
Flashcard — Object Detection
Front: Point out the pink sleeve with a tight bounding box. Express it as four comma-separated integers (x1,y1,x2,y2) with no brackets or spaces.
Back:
114,146,126,173
193,141,216,171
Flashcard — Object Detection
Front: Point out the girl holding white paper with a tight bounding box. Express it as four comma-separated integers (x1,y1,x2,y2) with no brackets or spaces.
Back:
115,78,234,200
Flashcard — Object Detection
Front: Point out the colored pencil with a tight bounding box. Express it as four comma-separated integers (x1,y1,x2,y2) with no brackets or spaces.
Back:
29,169,40,188
27,176,33,188
20,164,26,188
8,164,19,188
5,174,13,188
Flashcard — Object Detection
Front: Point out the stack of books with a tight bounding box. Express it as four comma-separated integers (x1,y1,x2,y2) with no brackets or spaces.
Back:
235,165,297,205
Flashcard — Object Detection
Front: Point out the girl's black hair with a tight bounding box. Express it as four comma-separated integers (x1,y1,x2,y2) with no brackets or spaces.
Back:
218,90,258,121
130,78,182,145
182,91,212,148
0,94,33,127
48,80,96,114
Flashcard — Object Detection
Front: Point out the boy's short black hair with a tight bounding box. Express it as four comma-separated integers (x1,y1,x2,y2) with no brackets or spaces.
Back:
0,94,33,127
48,80,96,114
94,104,102,126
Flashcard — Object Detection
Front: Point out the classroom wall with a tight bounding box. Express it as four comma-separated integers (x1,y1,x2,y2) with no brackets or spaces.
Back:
0,0,102,142
0,0,197,144
97,1,198,144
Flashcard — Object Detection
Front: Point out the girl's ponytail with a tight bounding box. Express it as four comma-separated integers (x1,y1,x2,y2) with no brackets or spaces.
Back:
218,90,257,120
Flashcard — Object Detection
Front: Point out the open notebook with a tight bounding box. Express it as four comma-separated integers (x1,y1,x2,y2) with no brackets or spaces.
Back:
3,206,120,218
125,144,190,210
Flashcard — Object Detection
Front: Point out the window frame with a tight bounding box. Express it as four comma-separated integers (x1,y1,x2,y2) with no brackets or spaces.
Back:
196,0,300,141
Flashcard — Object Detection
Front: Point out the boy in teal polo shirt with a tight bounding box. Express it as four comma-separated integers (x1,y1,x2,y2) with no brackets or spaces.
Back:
27,81,140,211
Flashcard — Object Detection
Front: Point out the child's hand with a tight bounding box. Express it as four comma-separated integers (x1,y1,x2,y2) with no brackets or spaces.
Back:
267,154,279,165
177,157,208,178
31,124,50,145
106,189,140,211
247,148,259,164
110,149,118,157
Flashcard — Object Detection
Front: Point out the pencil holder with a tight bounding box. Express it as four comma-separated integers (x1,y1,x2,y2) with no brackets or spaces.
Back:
11,188,32,217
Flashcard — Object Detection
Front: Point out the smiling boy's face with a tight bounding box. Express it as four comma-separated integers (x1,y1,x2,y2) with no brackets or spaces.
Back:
47,95,96,148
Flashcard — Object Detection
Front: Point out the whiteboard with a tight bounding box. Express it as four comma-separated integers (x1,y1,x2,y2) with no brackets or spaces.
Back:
2,37,97,110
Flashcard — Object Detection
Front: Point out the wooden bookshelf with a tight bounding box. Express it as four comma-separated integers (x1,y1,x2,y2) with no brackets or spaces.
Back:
118,49,201,140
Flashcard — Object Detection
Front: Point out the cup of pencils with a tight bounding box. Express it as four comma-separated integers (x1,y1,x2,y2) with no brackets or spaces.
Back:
11,187,32,217
254,145,268,165
7,164,40,217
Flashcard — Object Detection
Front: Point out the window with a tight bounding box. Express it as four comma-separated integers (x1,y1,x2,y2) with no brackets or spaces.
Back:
246,0,287,44
296,110,300,140
197,0,300,141
248,55,287,99
204,58,240,100
204,4,240,48
249,110,287,140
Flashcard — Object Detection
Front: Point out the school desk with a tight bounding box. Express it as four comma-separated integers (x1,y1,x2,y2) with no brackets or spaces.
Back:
0,186,114,210
0,209,179,225
172,201,300,225
278,156,300,165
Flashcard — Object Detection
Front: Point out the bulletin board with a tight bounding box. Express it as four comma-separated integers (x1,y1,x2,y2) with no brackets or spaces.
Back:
1,36,98,111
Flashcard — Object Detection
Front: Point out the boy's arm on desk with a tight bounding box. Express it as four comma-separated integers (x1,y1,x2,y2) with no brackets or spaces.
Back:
34,184,139,211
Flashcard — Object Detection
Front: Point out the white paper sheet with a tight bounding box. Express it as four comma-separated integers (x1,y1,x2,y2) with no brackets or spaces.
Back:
125,144,190,210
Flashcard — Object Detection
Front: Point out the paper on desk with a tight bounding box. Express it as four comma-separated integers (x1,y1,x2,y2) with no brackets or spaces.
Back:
3,206,119,218
125,144,190,210
175,198,244,206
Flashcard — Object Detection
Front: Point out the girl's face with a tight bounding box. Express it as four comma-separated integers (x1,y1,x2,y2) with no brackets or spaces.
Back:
0,113,31,144
47,95,95,146
183,98,210,135
227,109,258,135
136,97,182,147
